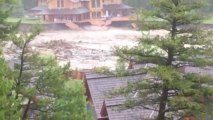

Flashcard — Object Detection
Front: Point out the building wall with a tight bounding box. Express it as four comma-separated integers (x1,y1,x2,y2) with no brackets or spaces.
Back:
89,0,104,18
102,0,122,5
47,0,82,9
88,0,124,18
81,1,90,9
90,0,103,11
39,0,129,21
65,1,81,9
47,0,57,9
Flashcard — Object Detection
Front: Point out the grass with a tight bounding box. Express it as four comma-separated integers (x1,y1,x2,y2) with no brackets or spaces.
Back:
143,16,213,24
203,16,213,24
6,17,42,24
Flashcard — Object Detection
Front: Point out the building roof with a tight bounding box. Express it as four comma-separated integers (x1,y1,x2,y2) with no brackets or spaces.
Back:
85,65,213,119
184,66,213,76
105,98,157,120
37,7,89,15
30,5,48,11
86,72,157,120
103,4,132,10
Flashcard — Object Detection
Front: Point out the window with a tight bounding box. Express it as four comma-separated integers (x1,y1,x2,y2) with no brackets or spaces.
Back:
57,0,64,8
97,12,101,17
57,0,60,8
61,0,64,7
91,0,95,8
97,0,100,7
91,0,101,8
92,12,101,18
92,12,96,18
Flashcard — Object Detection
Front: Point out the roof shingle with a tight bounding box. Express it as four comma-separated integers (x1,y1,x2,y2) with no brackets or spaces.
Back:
86,72,157,120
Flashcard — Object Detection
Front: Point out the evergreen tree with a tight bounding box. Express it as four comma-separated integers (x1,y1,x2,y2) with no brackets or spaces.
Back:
0,0,21,119
1,1,93,119
8,29,93,120
112,0,213,119
0,58,20,120
0,0,19,40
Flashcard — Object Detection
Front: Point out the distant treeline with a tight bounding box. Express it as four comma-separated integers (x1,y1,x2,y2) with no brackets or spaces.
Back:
124,0,151,9
124,0,213,15
20,0,213,14
22,0,37,10
206,0,213,14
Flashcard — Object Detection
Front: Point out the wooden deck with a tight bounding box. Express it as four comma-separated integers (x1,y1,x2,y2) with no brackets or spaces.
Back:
44,15,137,28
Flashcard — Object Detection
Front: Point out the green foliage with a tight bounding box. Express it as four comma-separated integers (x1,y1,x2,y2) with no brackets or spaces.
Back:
0,0,20,40
52,80,93,120
115,60,129,77
33,58,93,120
94,66,113,75
7,30,93,120
0,0,21,119
112,0,213,119
0,58,20,120
6,17,41,24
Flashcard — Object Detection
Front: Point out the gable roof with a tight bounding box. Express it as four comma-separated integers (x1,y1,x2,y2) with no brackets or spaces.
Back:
85,71,157,120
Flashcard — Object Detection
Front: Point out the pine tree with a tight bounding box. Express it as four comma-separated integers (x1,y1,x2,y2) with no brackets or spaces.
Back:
8,29,93,120
0,0,21,119
0,58,21,120
0,0,19,40
112,0,213,119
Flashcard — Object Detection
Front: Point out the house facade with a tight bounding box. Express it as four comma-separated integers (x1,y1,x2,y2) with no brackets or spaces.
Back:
31,0,132,22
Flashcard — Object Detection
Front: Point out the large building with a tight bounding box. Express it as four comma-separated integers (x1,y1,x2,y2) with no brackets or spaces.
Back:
30,0,132,23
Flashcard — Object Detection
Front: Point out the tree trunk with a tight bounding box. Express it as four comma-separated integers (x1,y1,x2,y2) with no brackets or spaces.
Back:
22,99,31,120
15,41,27,99
157,87,168,120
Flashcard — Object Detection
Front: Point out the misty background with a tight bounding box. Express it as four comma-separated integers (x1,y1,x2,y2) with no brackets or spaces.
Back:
12,0,213,17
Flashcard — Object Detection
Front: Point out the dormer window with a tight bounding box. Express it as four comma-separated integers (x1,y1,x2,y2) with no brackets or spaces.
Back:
57,0,64,8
